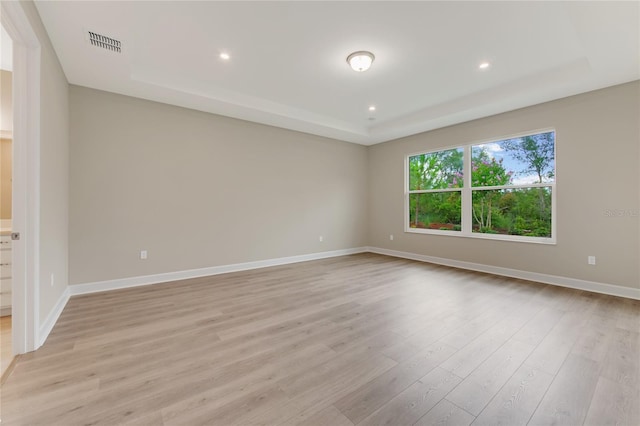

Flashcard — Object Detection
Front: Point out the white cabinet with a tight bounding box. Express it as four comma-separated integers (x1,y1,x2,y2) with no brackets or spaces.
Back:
0,234,11,316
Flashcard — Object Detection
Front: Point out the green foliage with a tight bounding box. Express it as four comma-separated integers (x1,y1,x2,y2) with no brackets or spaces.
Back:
479,227,499,234
409,133,554,238
409,192,461,230
409,148,463,229
472,187,552,237
471,149,513,230
471,149,512,187
409,148,463,190
502,132,555,183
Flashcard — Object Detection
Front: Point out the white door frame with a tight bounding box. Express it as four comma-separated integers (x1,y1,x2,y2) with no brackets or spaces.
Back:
1,1,41,353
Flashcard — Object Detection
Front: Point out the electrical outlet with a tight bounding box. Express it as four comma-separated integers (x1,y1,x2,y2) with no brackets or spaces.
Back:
390,234,394,241
588,256,596,265
50,273,55,287
140,250,148,260
319,236,323,242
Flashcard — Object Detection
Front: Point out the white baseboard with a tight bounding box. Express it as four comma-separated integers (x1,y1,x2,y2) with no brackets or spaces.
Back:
69,247,368,296
41,245,637,348
38,286,70,347
66,245,639,301
367,246,640,300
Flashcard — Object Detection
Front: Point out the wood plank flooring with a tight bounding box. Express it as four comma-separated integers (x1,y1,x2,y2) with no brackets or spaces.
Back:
1,253,638,425
0,315,13,379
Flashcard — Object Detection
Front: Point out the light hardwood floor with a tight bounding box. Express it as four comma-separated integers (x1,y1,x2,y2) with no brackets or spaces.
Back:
0,253,638,425
0,316,12,379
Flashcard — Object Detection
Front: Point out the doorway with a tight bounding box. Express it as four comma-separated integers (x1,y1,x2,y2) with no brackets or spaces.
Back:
0,21,14,378
1,0,42,359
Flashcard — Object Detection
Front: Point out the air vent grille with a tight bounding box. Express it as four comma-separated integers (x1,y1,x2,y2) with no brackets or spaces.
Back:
88,31,121,53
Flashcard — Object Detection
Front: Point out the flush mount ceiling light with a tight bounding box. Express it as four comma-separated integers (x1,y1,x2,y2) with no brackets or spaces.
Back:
219,52,230,60
347,51,375,72
479,61,491,70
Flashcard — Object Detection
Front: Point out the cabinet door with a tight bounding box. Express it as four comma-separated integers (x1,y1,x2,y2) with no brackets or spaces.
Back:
0,235,11,250
0,277,11,311
0,261,10,279
0,278,10,295
0,235,11,279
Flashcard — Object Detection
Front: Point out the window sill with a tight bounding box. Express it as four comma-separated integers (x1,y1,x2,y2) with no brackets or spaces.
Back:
405,227,556,245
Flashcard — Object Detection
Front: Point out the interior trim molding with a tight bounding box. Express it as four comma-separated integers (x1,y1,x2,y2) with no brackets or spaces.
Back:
44,245,637,345
68,246,639,301
69,247,368,296
38,286,69,347
2,0,43,355
367,246,640,300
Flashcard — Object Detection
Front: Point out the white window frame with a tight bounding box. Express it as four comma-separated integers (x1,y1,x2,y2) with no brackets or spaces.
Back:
405,128,557,245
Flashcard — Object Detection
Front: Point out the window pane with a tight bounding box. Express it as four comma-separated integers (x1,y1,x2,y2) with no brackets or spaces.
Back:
409,148,463,190
409,192,461,231
471,187,552,237
472,131,555,186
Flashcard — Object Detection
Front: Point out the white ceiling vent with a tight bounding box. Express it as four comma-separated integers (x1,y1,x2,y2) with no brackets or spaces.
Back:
87,31,121,53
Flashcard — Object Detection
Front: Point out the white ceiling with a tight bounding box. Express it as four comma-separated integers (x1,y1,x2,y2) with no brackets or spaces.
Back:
35,1,639,145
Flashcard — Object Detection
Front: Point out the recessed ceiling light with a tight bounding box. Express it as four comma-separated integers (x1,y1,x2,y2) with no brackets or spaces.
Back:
368,105,376,112
479,61,490,70
347,51,375,72
219,52,230,60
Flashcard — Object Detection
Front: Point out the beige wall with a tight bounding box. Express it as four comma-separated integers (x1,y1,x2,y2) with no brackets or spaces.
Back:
1,138,11,219
70,82,639,291
21,1,70,324
0,69,11,134
368,81,640,290
69,86,368,285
